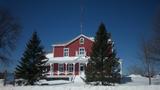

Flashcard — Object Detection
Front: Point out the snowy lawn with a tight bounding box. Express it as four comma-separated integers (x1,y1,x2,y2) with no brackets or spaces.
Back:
1,74,160,90
0,79,4,87
1,85,160,90
120,74,160,86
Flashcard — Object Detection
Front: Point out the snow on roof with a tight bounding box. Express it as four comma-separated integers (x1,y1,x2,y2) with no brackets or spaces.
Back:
46,56,89,63
52,34,94,47
46,53,53,58
89,37,94,41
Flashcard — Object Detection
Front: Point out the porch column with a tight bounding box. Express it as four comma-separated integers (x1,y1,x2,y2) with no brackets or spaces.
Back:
65,63,67,75
73,63,75,75
50,63,52,76
57,63,59,76
85,62,88,66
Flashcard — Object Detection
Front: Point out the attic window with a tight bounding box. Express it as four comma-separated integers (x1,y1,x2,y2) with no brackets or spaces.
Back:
79,37,84,44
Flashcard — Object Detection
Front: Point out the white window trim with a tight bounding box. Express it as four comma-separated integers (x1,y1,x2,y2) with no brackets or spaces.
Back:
63,48,69,57
79,37,84,44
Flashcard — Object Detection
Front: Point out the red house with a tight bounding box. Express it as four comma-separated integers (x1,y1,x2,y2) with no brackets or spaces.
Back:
45,34,122,79
46,34,94,78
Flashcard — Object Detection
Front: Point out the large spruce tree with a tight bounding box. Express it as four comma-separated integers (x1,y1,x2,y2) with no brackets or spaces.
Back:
85,23,120,85
15,32,48,85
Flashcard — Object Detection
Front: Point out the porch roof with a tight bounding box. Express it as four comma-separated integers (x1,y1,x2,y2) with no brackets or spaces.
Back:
46,56,89,64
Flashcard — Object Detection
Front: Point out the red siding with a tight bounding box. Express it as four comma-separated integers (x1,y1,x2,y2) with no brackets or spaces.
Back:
54,46,64,57
53,63,58,75
53,36,93,57
75,63,79,75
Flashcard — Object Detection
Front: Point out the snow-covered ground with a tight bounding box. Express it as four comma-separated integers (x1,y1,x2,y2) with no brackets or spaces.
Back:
1,84,160,90
120,74,160,86
1,74,160,90
0,79,4,86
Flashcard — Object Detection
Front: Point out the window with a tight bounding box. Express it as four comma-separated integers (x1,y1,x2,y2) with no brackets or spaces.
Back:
80,63,85,71
79,37,84,44
63,48,69,57
79,47,85,56
67,64,73,72
59,64,64,72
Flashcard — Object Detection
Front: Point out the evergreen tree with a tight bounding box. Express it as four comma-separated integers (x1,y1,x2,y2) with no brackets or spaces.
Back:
15,32,48,85
85,23,120,85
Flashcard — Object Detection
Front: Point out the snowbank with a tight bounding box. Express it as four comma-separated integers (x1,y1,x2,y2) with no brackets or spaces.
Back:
37,79,71,85
121,74,160,86
129,74,143,78
0,79,3,86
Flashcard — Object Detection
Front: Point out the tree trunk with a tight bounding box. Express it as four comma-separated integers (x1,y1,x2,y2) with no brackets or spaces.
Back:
143,38,152,85
101,58,104,85
147,62,151,85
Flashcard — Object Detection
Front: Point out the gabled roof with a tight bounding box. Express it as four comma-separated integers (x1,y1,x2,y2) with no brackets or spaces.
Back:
52,34,94,47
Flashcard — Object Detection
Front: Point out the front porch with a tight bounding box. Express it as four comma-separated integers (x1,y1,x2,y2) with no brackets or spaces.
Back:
45,56,89,78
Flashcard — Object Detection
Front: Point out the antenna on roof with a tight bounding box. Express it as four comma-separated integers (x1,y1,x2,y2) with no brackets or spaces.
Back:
80,0,84,34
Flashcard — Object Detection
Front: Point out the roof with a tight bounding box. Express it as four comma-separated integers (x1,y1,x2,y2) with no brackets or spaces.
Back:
52,34,94,47
46,53,89,63
45,53,89,63
46,53,53,58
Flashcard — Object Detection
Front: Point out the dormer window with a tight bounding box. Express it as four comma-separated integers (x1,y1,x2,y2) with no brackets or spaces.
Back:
79,37,84,44
63,48,69,57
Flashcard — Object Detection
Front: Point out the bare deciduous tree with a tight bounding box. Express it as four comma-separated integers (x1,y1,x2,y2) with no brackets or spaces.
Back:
140,38,153,85
138,8,160,85
128,65,145,76
149,9,160,62
0,8,21,65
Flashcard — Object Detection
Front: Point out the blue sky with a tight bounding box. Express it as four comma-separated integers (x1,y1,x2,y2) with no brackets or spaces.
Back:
0,0,160,74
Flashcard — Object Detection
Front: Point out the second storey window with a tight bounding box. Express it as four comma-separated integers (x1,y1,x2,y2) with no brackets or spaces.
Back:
79,47,85,56
64,48,69,57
